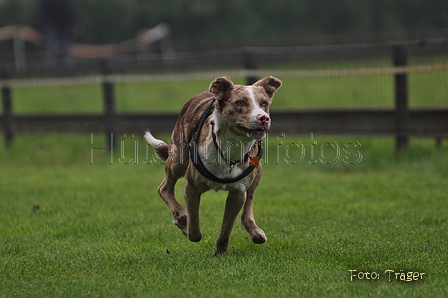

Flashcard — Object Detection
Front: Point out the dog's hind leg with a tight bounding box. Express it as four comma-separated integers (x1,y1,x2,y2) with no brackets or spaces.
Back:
147,131,189,236
158,173,188,236
241,175,267,245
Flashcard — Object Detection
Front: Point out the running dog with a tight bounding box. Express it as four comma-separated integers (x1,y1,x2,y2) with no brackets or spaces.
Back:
145,76,282,255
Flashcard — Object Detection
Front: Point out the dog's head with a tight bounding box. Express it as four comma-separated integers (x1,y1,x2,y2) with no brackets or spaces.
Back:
209,76,282,140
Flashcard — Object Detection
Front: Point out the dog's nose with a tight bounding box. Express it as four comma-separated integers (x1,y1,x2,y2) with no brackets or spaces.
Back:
257,113,270,125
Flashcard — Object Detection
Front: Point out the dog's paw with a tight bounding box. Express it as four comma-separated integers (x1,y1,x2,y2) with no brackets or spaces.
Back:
213,249,228,257
173,214,188,236
251,230,267,244
188,232,202,243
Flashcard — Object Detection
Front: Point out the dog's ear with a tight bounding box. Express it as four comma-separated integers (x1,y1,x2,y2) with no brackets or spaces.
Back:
209,77,234,101
253,76,282,99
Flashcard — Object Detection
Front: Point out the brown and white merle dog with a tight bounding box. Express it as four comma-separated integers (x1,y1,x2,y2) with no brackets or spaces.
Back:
145,76,282,255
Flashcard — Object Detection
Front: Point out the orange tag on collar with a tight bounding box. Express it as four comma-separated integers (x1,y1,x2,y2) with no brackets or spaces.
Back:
249,156,260,167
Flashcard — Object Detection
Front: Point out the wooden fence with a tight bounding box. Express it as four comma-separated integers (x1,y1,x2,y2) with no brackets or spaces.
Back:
1,44,448,152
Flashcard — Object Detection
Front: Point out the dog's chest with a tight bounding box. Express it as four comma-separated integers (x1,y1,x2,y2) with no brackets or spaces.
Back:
197,144,253,192
207,165,252,192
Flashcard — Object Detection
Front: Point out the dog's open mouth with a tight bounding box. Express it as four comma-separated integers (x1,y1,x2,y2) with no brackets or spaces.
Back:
237,125,268,139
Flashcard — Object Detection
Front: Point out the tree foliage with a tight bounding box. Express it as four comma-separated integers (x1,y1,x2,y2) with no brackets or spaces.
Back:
1,0,447,45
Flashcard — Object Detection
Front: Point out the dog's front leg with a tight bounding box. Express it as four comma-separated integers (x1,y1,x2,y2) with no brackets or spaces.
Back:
184,180,203,243
241,195,267,245
215,190,246,256
241,175,267,245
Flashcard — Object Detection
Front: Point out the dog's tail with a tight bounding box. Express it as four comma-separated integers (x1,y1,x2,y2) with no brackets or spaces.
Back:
144,131,170,161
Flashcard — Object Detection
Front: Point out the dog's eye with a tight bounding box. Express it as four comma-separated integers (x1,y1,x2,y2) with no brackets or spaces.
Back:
261,101,268,107
235,100,245,106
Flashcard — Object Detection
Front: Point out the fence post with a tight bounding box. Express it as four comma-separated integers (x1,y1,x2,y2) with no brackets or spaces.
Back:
393,45,409,153
100,59,117,152
1,69,14,149
243,48,258,85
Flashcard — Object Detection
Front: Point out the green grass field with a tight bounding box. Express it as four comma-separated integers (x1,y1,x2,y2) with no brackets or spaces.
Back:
1,60,447,296
1,134,447,297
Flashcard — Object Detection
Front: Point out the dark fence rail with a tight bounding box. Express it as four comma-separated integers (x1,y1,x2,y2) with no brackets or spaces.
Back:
2,40,448,152
5,109,447,137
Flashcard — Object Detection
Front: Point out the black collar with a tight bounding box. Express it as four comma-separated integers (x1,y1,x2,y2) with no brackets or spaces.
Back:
189,97,263,184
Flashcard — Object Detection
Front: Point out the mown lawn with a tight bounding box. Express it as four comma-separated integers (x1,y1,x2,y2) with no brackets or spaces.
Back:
1,134,447,297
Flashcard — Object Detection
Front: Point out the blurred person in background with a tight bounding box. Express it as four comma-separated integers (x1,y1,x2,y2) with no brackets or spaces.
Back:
37,0,81,72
